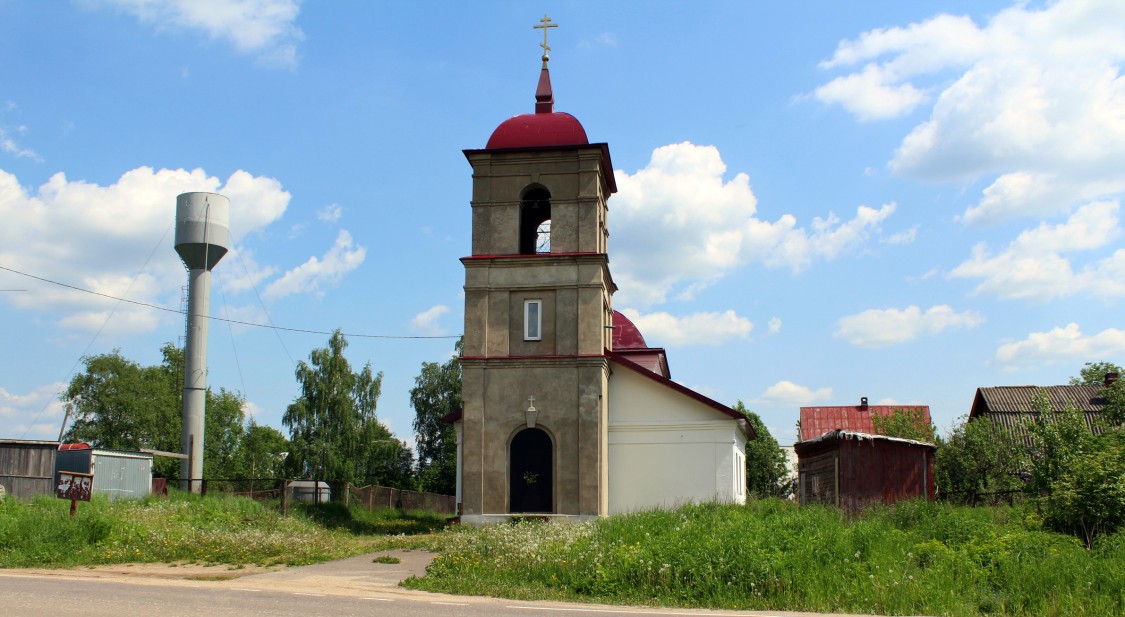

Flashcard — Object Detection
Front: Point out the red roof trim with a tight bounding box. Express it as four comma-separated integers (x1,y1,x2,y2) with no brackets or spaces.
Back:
606,350,752,435
441,408,463,424
462,251,605,261
461,353,607,361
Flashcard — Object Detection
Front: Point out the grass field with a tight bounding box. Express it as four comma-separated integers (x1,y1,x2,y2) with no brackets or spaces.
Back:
405,499,1125,617
0,491,445,568
3,493,1122,616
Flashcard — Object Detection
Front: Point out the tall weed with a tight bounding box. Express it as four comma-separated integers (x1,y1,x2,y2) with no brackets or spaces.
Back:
0,491,442,568
408,499,1124,616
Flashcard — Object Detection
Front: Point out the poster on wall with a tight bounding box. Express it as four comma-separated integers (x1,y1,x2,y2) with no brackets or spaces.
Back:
56,471,93,502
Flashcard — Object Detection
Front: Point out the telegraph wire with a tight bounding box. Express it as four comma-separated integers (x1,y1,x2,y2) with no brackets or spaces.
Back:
17,222,176,439
0,264,461,340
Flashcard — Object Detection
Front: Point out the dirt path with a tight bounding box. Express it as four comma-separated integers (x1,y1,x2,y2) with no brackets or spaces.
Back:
3,548,437,596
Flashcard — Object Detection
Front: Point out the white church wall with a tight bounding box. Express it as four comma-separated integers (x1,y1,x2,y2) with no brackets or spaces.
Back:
607,363,747,514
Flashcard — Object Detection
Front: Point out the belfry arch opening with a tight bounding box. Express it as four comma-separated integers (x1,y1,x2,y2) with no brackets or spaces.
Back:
509,427,554,513
519,187,551,254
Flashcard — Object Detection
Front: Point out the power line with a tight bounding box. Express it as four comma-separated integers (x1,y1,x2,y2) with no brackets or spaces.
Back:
19,222,176,439
0,264,461,340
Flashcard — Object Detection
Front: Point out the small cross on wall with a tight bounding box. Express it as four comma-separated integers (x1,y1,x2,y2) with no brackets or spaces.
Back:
526,395,539,428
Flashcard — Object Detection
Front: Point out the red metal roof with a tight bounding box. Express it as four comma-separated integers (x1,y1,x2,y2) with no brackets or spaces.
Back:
611,310,648,349
799,405,931,441
487,112,589,149
486,66,589,149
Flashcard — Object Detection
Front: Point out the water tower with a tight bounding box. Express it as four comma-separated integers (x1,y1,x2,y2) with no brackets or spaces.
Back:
174,192,229,493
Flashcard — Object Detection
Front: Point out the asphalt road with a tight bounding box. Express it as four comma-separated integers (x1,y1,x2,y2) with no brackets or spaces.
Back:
0,551,867,617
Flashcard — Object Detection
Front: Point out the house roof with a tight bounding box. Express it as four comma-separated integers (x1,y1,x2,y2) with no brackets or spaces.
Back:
606,350,754,439
610,311,669,377
968,385,1109,443
799,404,931,442
794,429,937,456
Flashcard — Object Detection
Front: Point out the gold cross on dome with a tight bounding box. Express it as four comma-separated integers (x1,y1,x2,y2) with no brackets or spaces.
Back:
534,14,557,62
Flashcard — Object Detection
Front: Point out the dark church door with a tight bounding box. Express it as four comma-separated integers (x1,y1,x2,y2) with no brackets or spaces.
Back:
509,428,553,513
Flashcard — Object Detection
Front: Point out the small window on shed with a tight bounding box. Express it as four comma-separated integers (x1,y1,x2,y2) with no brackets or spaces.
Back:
520,188,551,254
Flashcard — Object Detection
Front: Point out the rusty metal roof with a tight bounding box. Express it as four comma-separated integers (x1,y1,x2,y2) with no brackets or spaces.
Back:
799,405,931,441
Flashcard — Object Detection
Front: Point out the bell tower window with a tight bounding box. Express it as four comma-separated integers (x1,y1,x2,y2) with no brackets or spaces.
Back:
520,188,551,254
524,299,542,341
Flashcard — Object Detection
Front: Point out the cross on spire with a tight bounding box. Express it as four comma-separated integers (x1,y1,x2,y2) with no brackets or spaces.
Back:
534,14,557,67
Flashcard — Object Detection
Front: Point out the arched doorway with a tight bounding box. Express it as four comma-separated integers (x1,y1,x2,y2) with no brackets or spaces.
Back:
509,428,553,513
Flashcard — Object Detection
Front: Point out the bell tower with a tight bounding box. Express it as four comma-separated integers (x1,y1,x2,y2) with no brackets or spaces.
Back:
458,16,618,523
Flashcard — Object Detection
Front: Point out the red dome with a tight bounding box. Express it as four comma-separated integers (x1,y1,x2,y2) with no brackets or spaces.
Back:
486,112,589,149
612,310,648,350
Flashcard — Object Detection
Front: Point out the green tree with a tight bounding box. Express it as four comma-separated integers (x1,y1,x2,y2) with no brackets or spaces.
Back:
410,340,462,495
1024,391,1095,497
237,419,289,479
1042,430,1125,548
935,415,1024,504
733,401,790,499
871,407,936,443
282,330,404,490
1068,361,1123,386
63,350,173,451
62,343,246,480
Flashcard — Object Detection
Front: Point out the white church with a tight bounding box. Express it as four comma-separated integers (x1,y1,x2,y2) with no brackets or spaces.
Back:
446,18,751,524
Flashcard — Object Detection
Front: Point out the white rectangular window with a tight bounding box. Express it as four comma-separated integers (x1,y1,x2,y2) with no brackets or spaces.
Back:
524,299,542,341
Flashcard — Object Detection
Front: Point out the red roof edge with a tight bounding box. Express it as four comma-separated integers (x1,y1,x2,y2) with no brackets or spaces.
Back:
462,251,605,261
441,408,463,424
606,350,754,438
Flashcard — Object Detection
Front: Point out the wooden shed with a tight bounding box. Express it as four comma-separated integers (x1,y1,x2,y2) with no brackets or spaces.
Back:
795,430,935,512
0,439,59,499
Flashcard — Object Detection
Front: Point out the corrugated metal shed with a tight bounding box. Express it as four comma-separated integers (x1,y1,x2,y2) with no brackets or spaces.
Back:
0,440,59,499
969,385,1108,446
800,404,931,441
795,430,935,512
56,445,152,500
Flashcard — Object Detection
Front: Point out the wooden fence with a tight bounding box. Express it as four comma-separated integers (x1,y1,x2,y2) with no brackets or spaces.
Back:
345,483,456,515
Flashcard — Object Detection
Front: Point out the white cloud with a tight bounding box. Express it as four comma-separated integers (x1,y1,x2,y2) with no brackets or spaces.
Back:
835,304,984,348
1,383,67,441
814,64,928,121
263,229,365,300
950,200,1125,300
620,308,752,346
0,127,41,162
817,0,1125,224
411,305,450,335
613,142,897,307
242,400,263,419
995,323,1125,368
0,165,356,333
885,225,918,245
756,381,833,407
102,0,304,67
0,166,290,321
768,317,782,335
317,203,342,223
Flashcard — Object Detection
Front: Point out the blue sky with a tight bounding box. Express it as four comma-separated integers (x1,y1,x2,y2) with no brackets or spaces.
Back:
2,0,1123,448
